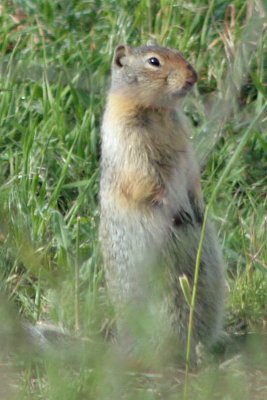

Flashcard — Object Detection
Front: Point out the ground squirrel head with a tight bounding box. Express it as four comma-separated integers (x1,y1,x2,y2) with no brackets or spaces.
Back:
110,44,198,110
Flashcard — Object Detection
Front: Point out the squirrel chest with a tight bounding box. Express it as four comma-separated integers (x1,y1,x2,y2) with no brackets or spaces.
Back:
101,95,199,218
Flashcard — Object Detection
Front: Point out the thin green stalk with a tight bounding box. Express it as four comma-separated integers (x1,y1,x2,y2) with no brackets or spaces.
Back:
74,216,81,333
183,207,209,399
200,0,215,48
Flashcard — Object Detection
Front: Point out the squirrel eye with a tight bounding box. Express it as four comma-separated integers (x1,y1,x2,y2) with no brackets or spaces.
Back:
148,57,161,67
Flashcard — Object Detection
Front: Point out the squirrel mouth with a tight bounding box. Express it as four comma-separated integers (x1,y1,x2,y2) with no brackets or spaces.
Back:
181,80,195,93
184,80,195,90
172,82,194,98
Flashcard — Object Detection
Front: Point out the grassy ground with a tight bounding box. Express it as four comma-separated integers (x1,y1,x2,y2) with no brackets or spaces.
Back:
0,0,266,399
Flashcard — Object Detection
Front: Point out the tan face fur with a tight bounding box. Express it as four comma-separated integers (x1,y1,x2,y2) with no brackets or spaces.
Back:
111,44,198,109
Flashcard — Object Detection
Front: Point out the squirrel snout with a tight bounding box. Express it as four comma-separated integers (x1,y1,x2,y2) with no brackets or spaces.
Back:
168,59,198,97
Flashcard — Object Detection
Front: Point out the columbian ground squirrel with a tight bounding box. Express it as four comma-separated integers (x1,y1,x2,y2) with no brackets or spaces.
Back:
100,43,225,364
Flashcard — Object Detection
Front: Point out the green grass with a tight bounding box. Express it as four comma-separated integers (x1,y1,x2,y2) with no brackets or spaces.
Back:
0,0,266,399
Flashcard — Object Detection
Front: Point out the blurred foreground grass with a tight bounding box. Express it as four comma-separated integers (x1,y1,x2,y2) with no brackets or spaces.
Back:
0,0,266,399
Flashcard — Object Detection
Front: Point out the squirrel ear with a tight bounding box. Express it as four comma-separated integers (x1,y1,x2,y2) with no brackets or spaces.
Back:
113,45,131,68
